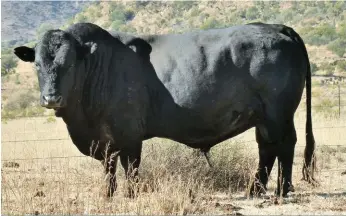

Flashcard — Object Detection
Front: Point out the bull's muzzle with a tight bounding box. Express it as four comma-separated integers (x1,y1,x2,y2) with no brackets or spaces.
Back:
41,95,64,108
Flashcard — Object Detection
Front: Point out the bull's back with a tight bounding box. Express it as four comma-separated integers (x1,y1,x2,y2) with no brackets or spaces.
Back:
148,25,296,108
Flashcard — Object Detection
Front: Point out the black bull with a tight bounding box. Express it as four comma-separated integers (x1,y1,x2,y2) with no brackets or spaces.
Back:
13,22,316,198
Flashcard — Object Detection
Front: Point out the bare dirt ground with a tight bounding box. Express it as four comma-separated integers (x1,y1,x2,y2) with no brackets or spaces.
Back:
2,110,346,215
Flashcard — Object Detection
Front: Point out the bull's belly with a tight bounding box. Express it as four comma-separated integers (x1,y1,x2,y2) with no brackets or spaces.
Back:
164,108,257,149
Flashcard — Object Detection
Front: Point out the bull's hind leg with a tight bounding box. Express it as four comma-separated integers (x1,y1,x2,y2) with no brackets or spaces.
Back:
275,120,297,197
119,143,142,198
249,127,277,196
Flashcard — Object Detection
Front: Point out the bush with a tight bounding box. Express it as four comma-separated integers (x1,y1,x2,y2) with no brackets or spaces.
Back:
246,6,260,20
302,24,338,46
173,1,195,11
124,9,135,21
1,90,47,120
190,8,199,17
75,14,88,23
319,62,335,76
336,60,346,73
1,49,18,76
327,39,346,57
110,20,124,31
200,18,222,30
119,25,137,33
311,62,318,75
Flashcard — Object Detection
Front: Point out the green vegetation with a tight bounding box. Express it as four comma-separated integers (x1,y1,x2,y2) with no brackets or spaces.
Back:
200,18,223,30
36,23,54,39
328,39,346,58
336,60,346,73
319,62,335,76
5,1,346,59
1,49,18,76
60,1,346,58
310,62,318,75
1,90,51,121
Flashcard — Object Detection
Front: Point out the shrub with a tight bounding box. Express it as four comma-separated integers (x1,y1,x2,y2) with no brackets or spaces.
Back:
1,90,47,120
319,62,335,76
124,9,135,21
327,39,346,57
200,18,222,30
109,4,126,23
173,1,195,11
75,14,88,23
302,24,338,46
119,25,137,33
15,74,20,85
246,6,260,20
1,49,18,76
110,20,124,31
310,62,318,75
190,8,199,17
336,60,346,73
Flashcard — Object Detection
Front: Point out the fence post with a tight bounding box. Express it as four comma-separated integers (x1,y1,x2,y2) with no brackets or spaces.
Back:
338,84,341,118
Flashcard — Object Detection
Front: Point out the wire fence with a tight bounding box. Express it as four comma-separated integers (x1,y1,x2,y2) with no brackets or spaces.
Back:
1,84,346,195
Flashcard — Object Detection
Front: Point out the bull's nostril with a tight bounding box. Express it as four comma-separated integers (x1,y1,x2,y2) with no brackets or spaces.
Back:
41,95,63,107
42,96,49,104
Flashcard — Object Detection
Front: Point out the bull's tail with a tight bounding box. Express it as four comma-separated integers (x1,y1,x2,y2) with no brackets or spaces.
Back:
302,47,317,184
291,28,317,184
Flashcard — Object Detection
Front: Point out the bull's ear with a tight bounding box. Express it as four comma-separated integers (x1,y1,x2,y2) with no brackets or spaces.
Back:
126,38,152,60
13,46,35,62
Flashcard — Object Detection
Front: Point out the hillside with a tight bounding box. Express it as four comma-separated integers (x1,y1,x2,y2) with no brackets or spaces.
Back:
1,1,92,48
2,1,346,120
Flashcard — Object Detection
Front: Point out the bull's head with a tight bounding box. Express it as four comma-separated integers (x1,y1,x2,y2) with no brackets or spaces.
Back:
14,30,97,112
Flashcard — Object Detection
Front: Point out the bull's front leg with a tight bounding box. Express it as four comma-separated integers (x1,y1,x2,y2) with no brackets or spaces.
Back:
119,142,142,198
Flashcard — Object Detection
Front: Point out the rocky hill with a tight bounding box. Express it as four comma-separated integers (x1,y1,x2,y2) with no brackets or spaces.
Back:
1,1,91,48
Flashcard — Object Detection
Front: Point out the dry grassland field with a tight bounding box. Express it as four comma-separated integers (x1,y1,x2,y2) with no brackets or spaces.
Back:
2,1,346,215
1,80,346,215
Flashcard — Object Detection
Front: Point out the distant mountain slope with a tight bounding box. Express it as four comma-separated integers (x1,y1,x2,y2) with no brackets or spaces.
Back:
1,1,92,48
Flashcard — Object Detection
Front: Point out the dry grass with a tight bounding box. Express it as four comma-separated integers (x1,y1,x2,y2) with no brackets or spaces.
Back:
2,104,346,215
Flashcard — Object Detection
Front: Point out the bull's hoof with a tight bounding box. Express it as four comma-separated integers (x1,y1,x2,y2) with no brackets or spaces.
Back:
274,184,294,197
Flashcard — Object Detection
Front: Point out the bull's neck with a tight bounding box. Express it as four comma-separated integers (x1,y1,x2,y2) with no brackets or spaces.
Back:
60,44,116,127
